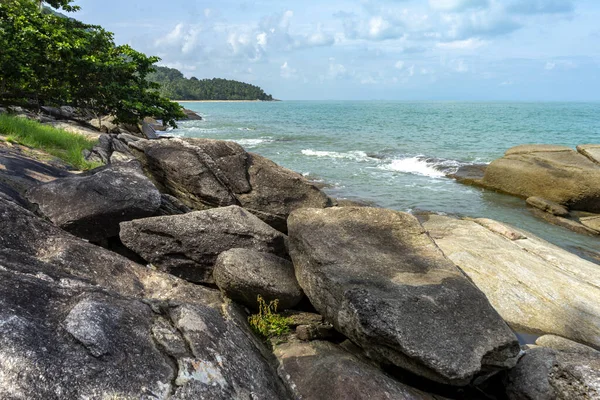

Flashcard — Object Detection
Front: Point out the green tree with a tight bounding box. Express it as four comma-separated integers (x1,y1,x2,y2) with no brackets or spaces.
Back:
0,0,184,126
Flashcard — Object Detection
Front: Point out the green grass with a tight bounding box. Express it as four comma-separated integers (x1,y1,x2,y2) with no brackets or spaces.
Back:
248,296,292,339
0,114,100,170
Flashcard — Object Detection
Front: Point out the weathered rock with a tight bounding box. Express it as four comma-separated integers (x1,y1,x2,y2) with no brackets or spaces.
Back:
26,161,162,242
181,108,203,120
577,144,600,165
505,346,600,400
120,205,289,284
528,207,599,235
89,115,120,133
295,324,339,341
0,196,291,399
214,248,303,310
156,193,192,216
45,120,101,138
480,144,600,213
579,215,600,232
422,214,600,348
274,340,441,400
526,196,570,217
129,138,332,231
288,207,519,385
536,335,600,356
0,181,33,210
446,164,487,186
238,153,333,232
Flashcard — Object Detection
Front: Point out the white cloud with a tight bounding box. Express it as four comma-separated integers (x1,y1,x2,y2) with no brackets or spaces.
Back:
395,60,405,70
328,58,348,79
544,60,576,70
280,61,298,79
429,0,489,12
436,38,487,50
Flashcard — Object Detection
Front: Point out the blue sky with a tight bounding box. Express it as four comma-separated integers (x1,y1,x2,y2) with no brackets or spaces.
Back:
73,0,600,100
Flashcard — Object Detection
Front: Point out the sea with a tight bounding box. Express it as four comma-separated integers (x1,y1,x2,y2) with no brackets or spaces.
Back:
171,101,600,260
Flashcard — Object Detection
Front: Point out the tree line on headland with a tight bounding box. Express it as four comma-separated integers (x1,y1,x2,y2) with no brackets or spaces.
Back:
0,0,274,129
148,66,274,101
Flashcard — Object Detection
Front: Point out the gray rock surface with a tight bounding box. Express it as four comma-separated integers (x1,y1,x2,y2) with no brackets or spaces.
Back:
0,196,291,399
156,193,192,216
577,144,600,164
536,335,600,356
526,196,570,217
480,144,600,213
120,205,289,284
129,138,332,231
26,161,162,241
422,214,600,348
214,248,303,309
274,340,442,400
288,207,519,385
505,345,600,400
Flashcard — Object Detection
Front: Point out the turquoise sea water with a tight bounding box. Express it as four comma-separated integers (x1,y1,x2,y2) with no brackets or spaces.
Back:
173,101,600,259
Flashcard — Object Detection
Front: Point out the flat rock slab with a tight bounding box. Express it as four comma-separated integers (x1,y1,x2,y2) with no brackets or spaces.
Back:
481,144,600,213
214,248,303,310
579,215,600,232
26,161,162,242
274,340,441,400
526,196,570,217
422,214,600,349
288,207,519,385
120,205,289,284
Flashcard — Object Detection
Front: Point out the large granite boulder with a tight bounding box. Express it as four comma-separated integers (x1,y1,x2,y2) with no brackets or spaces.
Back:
274,340,440,400
129,138,332,232
287,207,520,386
0,196,290,399
480,144,600,212
214,248,303,310
505,340,600,399
25,161,162,242
422,214,600,349
119,205,289,284
577,144,600,165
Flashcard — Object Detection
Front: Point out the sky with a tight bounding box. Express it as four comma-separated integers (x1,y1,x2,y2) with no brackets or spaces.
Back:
72,0,600,101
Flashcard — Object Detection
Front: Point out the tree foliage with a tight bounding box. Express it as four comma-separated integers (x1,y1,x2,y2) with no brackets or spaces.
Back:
148,66,274,101
0,0,184,127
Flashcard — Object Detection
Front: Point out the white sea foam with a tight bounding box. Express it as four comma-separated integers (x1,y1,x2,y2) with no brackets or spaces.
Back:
379,157,448,178
301,149,369,161
229,137,273,147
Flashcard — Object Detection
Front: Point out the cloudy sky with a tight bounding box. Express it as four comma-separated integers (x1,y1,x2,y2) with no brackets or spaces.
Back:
73,0,600,100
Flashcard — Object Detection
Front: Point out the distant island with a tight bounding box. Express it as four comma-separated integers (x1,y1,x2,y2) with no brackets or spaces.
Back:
148,66,274,101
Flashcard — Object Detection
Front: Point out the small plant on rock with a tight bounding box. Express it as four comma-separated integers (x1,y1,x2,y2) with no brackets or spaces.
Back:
248,295,291,339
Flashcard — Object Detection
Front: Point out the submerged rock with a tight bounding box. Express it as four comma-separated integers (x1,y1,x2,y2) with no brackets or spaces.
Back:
25,161,162,242
129,138,332,231
480,144,600,213
422,214,600,348
274,340,440,400
214,248,303,310
288,207,519,386
119,205,289,284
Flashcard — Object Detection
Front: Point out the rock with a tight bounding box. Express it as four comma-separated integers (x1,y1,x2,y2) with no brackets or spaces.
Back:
526,196,570,217
579,215,600,232
528,208,599,235
295,324,339,341
181,108,203,120
129,138,332,231
536,335,600,356
288,207,519,385
44,120,101,138
505,346,600,400
119,205,289,284
0,196,291,399
473,218,527,240
447,164,487,186
422,214,600,348
577,144,600,164
274,340,440,400
84,134,136,165
480,144,600,213
214,248,303,310
0,181,33,210
282,311,323,327
156,193,192,216
25,161,162,242
89,115,120,133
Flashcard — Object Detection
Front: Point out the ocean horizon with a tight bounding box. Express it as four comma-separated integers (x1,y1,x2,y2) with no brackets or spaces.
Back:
173,100,600,259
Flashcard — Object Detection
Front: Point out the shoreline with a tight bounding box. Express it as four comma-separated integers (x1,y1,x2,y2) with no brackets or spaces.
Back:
176,100,276,103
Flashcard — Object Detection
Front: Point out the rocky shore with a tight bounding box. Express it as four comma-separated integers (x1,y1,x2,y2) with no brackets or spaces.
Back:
1,110,600,399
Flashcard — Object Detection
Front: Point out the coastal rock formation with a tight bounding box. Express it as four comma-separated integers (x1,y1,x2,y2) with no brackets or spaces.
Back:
422,214,600,348
0,196,290,399
505,341,600,399
119,205,289,284
84,133,136,164
274,340,440,400
214,248,303,310
526,196,570,217
577,144,600,164
26,161,162,242
287,207,520,385
129,137,332,231
480,144,600,213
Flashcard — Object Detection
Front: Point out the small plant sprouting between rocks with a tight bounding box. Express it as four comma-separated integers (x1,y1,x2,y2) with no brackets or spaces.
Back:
248,295,292,339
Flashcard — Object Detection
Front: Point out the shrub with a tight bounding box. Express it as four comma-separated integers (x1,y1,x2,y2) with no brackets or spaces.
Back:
248,296,292,339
